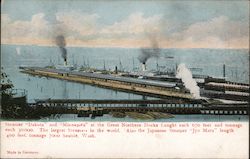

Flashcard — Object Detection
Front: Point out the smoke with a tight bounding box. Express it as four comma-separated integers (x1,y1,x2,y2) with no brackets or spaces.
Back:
138,35,160,64
176,63,200,99
55,35,67,62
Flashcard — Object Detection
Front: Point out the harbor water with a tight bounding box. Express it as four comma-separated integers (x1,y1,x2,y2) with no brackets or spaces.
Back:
1,44,249,121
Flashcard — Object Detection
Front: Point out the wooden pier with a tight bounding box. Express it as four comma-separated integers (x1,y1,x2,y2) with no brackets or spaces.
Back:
20,67,193,100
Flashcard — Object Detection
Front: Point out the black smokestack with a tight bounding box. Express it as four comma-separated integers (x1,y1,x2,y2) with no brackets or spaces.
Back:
223,64,226,78
55,35,67,65
142,62,146,71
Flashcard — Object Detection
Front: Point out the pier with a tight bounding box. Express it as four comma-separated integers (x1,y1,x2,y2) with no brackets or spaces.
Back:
20,67,192,100
20,67,249,101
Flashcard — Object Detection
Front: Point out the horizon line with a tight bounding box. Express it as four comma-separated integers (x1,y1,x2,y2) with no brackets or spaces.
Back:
1,43,249,50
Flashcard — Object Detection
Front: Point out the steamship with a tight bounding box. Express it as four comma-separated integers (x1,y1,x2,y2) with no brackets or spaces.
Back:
55,58,75,71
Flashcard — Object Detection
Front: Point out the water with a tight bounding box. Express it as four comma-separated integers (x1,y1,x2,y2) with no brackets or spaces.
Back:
1,44,249,121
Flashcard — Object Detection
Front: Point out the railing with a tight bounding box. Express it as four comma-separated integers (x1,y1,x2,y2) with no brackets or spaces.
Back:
28,99,249,115
33,101,204,109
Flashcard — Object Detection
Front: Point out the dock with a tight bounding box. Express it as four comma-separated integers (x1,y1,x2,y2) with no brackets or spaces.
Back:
20,66,249,101
20,67,192,99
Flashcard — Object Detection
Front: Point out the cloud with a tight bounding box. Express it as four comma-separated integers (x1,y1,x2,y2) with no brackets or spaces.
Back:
100,12,163,36
171,16,249,48
1,13,50,44
1,14,10,23
1,12,100,45
55,11,99,36
1,12,249,48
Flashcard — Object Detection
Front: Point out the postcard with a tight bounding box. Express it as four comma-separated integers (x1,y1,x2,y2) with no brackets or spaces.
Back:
1,0,249,158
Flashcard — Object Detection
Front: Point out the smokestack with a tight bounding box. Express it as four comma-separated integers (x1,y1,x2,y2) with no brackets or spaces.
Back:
115,66,118,74
223,64,226,78
142,62,146,71
64,58,67,66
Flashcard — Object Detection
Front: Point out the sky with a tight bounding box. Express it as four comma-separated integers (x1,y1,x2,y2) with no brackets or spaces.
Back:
1,0,249,48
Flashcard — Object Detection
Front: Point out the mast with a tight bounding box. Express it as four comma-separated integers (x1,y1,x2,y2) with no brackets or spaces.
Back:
132,57,135,71
103,60,106,70
223,64,226,78
119,58,123,71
